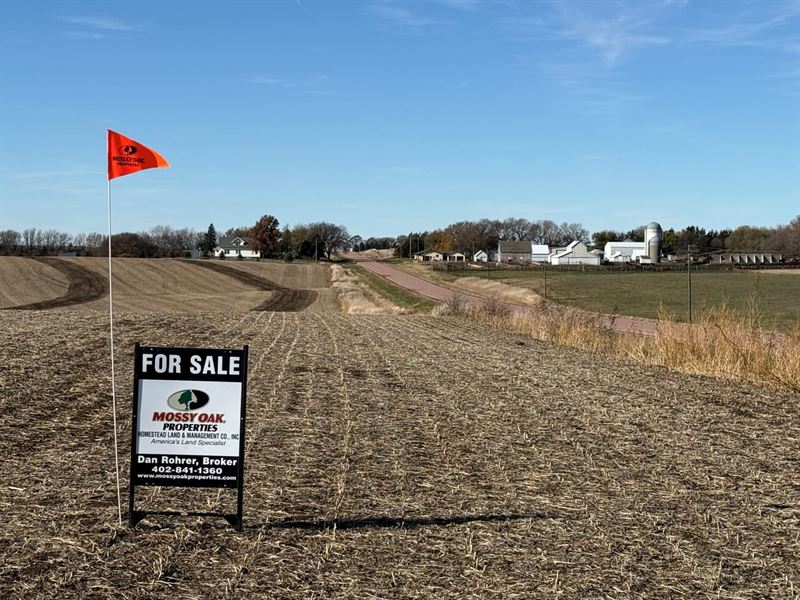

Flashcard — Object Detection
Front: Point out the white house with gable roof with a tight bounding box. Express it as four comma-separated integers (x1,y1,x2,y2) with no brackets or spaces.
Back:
214,236,260,258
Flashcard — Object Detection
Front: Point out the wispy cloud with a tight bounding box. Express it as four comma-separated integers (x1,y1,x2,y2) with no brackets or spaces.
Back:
379,166,426,175
436,0,482,12
245,74,340,95
533,59,643,115
553,2,669,67
679,2,800,53
246,76,297,87
58,16,137,31
57,15,141,39
367,1,449,34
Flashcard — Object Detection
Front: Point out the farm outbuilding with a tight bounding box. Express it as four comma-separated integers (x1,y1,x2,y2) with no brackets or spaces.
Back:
497,241,532,263
473,250,488,262
550,241,601,266
414,250,445,262
531,245,550,263
604,241,648,263
446,252,465,262
717,252,783,264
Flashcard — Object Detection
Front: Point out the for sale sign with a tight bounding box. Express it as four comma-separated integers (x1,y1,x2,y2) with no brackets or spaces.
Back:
130,346,248,490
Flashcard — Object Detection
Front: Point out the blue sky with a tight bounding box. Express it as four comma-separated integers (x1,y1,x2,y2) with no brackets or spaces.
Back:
1,0,798,238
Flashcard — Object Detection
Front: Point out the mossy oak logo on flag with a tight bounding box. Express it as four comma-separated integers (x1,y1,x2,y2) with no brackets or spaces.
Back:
167,389,210,411
121,145,138,155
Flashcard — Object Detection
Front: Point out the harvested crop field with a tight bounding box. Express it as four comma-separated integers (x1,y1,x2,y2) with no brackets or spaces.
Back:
0,257,337,313
1,306,798,598
0,256,71,308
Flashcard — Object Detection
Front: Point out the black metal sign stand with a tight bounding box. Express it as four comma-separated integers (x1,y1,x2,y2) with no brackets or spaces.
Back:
128,343,249,531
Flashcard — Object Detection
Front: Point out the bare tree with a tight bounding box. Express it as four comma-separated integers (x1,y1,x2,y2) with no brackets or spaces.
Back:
85,232,104,249
559,222,590,244
499,217,531,241
539,220,561,246
0,229,20,249
22,228,38,250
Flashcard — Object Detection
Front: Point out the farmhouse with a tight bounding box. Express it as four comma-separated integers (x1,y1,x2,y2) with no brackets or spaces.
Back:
497,241,532,263
446,252,466,262
473,250,488,262
550,241,601,266
214,236,260,258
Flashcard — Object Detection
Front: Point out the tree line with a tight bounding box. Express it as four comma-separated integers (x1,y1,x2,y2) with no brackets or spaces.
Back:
3,214,797,259
0,217,352,260
360,219,591,259
0,226,201,257
355,215,800,259
201,216,351,261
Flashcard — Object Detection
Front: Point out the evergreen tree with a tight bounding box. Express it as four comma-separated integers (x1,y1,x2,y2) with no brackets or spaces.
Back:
200,223,217,256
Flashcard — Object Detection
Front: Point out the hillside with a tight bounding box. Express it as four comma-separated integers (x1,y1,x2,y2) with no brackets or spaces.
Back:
0,257,337,313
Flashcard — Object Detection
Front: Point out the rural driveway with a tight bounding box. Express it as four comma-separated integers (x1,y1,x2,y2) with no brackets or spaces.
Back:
344,253,659,336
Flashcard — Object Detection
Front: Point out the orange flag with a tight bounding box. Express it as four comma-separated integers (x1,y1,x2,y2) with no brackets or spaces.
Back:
107,130,170,180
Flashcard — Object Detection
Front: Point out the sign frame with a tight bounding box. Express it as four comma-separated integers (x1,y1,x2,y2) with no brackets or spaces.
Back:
128,343,249,530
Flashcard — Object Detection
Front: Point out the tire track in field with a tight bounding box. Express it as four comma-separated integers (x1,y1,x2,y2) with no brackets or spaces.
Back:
354,317,475,510
188,260,317,312
5,257,107,310
308,314,354,523
331,315,419,520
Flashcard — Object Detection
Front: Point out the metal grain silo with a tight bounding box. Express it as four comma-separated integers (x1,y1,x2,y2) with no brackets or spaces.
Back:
644,222,662,262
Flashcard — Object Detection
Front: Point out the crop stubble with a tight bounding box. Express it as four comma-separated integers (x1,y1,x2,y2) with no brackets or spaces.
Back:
1,308,798,598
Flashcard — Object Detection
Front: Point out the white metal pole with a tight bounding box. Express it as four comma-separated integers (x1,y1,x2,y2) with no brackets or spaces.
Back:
107,178,123,525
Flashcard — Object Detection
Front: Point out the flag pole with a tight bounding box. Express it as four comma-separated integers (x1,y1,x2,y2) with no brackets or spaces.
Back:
107,174,123,526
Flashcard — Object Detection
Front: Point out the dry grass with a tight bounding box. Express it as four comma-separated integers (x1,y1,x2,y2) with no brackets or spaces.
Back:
330,264,403,314
454,296,800,392
352,248,395,260
443,275,540,306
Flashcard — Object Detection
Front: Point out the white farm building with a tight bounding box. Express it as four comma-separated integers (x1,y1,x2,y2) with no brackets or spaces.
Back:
604,222,663,263
531,245,550,263
550,241,601,265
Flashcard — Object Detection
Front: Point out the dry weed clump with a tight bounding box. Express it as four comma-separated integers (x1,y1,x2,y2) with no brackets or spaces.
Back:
637,301,800,391
330,265,403,314
461,300,800,391
437,292,470,316
446,276,540,306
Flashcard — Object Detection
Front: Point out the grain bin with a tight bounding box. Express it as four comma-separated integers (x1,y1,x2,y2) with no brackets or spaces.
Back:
644,222,662,263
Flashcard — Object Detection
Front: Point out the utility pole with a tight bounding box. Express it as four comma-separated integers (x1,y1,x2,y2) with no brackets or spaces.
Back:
543,262,548,300
409,233,412,260
315,237,318,262
687,244,695,323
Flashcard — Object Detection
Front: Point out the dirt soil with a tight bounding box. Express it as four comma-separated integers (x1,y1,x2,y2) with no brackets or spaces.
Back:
191,261,319,312
4,257,107,310
1,309,797,599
